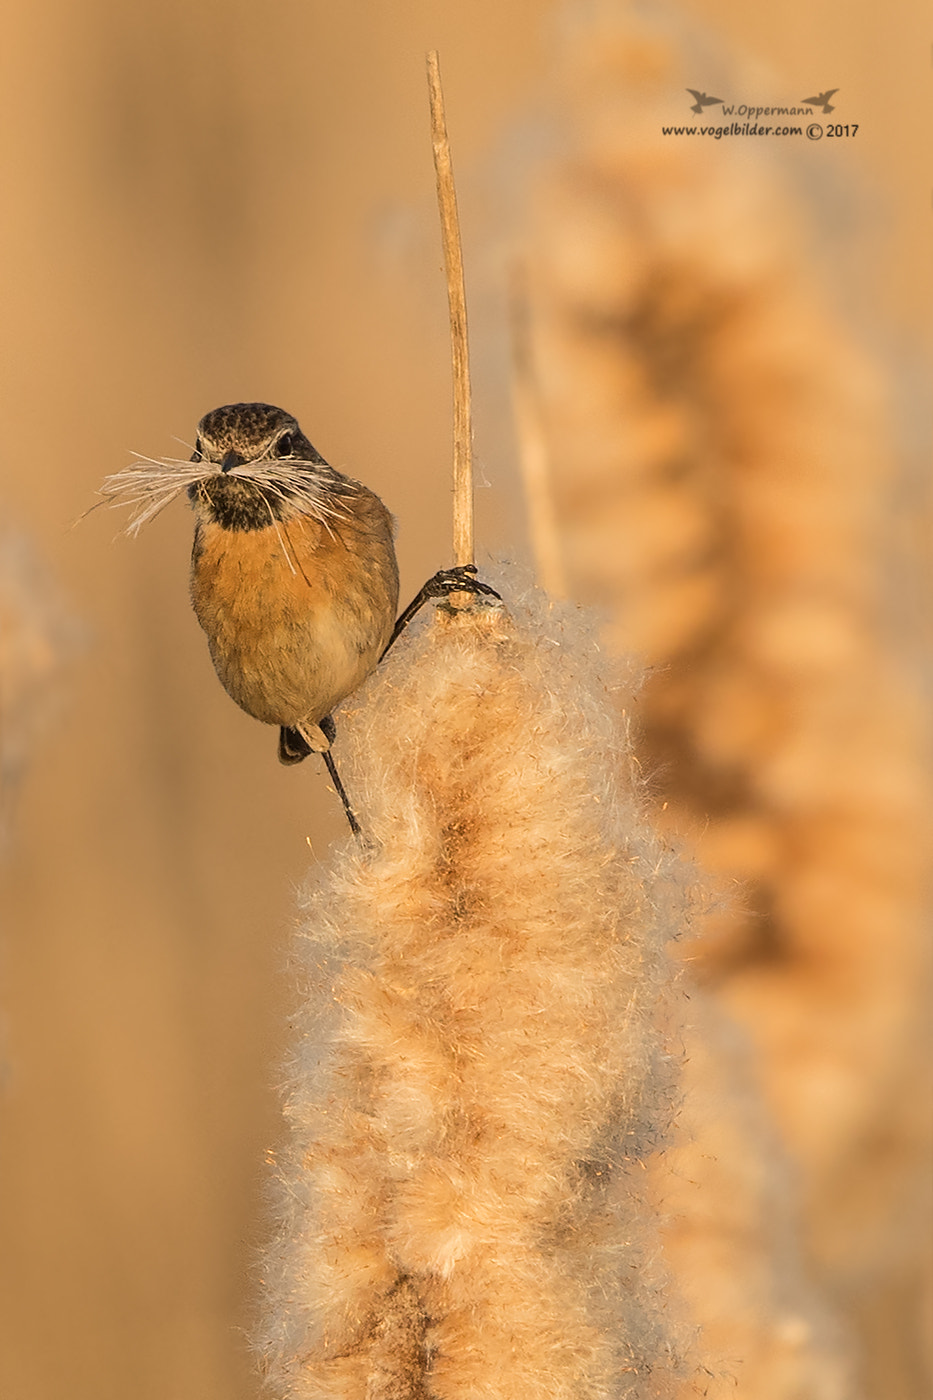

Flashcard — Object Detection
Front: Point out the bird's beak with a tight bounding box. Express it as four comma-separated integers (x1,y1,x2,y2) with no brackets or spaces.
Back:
221,450,245,473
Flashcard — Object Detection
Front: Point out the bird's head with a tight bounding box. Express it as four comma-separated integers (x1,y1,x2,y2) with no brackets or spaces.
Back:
193,402,319,474
188,402,339,532
94,402,358,536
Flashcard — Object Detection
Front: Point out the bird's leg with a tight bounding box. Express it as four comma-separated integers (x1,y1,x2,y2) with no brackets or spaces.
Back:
322,749,362,838
381,565,502,659
278,715,362,837
316,714,362,838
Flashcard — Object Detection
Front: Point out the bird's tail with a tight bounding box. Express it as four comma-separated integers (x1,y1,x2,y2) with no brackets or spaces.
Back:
278,726,312,765
278,715,337,764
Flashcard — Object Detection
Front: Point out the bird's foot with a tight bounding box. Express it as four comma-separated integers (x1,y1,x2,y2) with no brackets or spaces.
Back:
382,566,502,657
420,564,502,603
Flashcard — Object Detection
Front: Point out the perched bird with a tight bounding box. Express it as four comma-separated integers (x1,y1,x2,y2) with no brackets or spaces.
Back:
186,402,399,766
686,88,723,114
802,88,838,113
94,400,499,832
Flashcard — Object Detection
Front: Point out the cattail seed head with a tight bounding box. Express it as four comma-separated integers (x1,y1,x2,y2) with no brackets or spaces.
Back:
260,572,689,1399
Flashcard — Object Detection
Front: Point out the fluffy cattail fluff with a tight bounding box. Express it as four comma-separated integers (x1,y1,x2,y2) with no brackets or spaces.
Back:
514,5,931,1389
260,574,690,1400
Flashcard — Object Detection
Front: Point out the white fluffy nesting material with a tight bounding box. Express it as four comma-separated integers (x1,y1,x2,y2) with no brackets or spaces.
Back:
260,573,689,1399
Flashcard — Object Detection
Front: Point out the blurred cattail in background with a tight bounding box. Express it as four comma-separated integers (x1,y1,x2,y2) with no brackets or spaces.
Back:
652,997,852,1400
261,578,689,1399
0,527,72,833
510,7,932,1396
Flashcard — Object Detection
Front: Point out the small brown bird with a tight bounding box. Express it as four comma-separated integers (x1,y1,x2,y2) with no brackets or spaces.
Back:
95,399,499,832
186,402,399,767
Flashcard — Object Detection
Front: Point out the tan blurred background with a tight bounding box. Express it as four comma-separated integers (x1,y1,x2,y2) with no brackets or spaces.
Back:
0,2,927,1398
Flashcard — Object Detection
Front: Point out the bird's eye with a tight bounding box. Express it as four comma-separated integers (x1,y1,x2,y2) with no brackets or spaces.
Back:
274,433,295,458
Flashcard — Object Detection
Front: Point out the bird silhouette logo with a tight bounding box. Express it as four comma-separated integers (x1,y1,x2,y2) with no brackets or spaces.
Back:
686,89,723,114
802,88,839,113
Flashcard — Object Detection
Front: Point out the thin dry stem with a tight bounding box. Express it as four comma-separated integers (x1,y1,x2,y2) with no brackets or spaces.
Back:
427,50,473,591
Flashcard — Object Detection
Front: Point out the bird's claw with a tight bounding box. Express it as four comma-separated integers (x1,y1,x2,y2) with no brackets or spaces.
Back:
422,565,502,602
381,566,502,660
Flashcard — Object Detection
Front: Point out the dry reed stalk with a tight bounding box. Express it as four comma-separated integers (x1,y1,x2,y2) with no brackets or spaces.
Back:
427,50,473,584
513,7,931,1392
509,263,568,599
259,576,689,1399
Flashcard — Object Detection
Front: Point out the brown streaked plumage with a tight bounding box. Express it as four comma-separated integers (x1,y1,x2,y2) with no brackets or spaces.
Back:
186,402,399,763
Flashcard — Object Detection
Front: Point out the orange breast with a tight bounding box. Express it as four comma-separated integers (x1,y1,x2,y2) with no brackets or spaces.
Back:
190,502,398,728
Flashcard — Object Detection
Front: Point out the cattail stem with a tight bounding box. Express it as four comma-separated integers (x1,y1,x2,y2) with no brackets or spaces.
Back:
426,50,473,589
